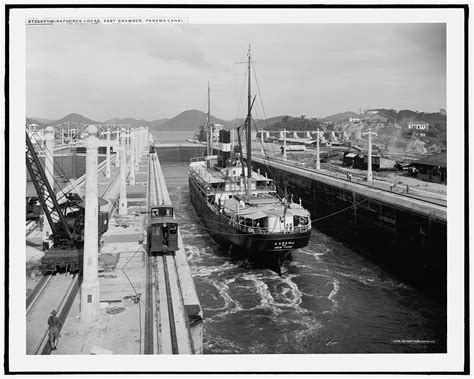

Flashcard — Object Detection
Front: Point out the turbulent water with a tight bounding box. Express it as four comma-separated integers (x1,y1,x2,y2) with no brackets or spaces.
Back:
161,164,446,354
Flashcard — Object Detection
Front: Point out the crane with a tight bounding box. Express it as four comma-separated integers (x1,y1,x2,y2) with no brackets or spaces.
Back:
25,130,109,274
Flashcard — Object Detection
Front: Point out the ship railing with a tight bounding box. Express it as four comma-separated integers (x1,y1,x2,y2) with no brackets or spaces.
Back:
232,221,311,234
255,185,276,192
190,156,206,163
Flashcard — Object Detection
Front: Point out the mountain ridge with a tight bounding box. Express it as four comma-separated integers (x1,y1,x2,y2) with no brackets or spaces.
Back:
27,108,446,136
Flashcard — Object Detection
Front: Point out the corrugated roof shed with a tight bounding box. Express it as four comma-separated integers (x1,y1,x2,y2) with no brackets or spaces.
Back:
411,151,447,168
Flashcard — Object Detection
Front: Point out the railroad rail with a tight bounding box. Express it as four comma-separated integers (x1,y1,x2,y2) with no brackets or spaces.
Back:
26,274,80,355
144,152,195,354
25,156,123,355
230,146,446,208
252,155,447,222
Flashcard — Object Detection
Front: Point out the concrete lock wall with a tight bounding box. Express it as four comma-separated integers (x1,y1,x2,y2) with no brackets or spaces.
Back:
156,146,206,163
26,155,106,181
251,160,447,300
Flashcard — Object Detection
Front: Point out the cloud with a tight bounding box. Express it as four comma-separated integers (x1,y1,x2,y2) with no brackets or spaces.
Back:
26,23,446,120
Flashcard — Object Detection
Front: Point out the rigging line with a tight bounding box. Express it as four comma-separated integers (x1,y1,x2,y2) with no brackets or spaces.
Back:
121,245,143,355
311,198,369,224
251,62,271,130
248,116,287,198
234,63,247,123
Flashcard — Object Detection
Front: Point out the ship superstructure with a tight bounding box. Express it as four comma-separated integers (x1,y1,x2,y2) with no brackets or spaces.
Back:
188,47,311,270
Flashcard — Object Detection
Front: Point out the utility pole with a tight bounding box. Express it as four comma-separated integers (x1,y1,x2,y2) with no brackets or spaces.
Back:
315,128,323,170
363,128,377,182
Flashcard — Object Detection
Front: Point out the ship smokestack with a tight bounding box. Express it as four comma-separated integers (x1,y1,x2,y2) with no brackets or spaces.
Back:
219,129,231,168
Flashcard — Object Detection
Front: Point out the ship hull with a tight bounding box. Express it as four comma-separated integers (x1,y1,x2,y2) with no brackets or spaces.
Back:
189,176,311,260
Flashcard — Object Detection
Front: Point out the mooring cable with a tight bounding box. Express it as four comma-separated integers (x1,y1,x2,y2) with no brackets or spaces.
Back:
121,245,143,354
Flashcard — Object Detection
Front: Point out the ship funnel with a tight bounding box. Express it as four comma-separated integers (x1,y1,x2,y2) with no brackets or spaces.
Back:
218,129,231,168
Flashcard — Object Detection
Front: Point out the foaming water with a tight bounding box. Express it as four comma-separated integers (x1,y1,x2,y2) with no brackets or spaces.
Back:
162,164,447,354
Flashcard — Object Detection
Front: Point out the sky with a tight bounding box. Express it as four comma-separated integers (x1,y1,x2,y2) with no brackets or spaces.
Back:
26,23,446,122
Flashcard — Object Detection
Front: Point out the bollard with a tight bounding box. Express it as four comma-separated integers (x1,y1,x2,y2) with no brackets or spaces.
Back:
315,128,322,170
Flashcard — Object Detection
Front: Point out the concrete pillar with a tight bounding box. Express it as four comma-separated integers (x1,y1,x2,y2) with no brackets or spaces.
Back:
135,130,140,170
292,131,298,139
81,125,100,323
129,131,136,185
283,129,287,160
306,131,311,139
260,131,265,156
39,129,45,148
115,129,120,167
231,129,235,150
105,128,111,178
43,126,54,239
316,128,321,170
119,128,128,215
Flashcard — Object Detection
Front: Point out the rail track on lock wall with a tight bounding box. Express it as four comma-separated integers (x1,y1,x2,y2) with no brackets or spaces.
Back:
256,155,447,209
26,273,80,355
144,152,194,355
25,156,121,355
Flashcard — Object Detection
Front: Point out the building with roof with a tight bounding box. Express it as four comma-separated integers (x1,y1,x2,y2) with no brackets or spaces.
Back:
407,121,430,130
409,151,447,184
342,148,395,170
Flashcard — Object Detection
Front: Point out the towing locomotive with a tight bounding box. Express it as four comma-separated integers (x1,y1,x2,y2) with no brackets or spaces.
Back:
147,205,179,254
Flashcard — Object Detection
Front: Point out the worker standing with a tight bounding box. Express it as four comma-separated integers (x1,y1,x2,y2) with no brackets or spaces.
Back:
48,309,61,350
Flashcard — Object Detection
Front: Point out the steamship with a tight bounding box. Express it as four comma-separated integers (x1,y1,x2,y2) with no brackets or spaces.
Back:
188,48,311,270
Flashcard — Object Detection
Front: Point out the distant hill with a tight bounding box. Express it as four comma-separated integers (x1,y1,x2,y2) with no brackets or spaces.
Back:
103,117,168,129
254,115,290,129
149,118,169,129
53,113,103,125
27,118,49,128
264,115,324,131
30,117,57,125
321,111,359,123
158,109,233,131
331,108,447,153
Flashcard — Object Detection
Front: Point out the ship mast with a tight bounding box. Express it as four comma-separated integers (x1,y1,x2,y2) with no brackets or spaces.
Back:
246,45,252,194
206,81,212,156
